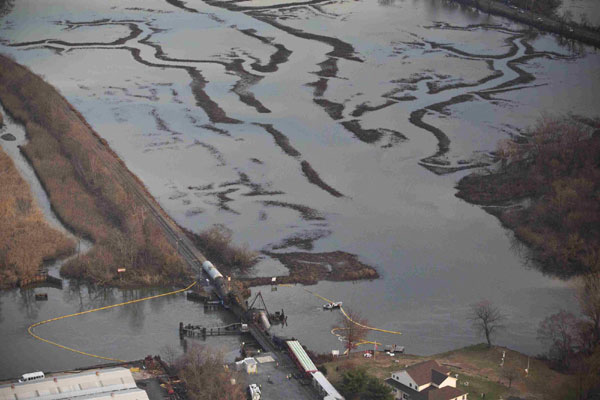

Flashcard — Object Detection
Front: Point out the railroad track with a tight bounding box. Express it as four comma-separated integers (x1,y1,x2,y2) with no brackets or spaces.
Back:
85,127,319,398
87,133,207,274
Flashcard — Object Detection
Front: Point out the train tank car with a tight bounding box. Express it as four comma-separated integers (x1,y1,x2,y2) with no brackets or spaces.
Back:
202,260,230,301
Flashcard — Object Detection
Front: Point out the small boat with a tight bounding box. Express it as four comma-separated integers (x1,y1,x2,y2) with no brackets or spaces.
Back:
323,302,342,310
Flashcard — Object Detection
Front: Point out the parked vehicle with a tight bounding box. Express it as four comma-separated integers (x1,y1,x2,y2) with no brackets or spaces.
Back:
248,384,261,400
19,371,45,383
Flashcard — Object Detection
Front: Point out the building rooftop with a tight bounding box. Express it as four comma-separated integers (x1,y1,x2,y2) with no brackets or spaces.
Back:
400,360,450,386
286,340,317,373
426,386,465,400
0,368,148,400
311,372,343,400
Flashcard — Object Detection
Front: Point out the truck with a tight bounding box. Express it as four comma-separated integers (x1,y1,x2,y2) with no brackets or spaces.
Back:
248,384,261,400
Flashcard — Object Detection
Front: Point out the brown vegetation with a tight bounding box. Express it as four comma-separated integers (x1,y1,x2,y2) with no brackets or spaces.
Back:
0,54,188,287
457,116,600,277
0,147,75,288
242,251,379,286
186,224,259,273
174,344,245,400
537,271,600,367
457,115,600,396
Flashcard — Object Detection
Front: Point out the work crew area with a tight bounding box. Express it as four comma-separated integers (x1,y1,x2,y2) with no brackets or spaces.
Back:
236,348,343,400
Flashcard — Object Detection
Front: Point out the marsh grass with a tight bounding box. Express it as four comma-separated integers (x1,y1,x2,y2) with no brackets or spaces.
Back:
0,147,75,287
0,54,188,287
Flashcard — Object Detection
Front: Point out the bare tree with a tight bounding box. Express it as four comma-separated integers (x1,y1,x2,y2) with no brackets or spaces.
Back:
576,346,600,399
336,308,370,357
468,300,505,347
176,344,245,400
501,366,520,388
537,310,579,370
577,269,600,350
160,345,178,368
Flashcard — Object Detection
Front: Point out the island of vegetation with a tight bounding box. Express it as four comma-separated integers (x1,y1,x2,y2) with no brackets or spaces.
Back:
456,116,600,277
452,116,600,398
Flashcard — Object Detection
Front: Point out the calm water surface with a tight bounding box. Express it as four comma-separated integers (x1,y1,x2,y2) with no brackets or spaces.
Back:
1,0,597,380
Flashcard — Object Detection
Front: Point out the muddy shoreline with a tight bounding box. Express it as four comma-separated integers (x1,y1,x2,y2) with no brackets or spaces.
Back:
239,28,292,73
248,12,363,62
350,100,397,117
254,122,301,157
300,160,345,198
242,251,379,286
314,98,344,120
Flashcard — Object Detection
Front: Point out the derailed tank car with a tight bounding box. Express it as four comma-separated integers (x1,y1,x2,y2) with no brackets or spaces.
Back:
202,260,230,300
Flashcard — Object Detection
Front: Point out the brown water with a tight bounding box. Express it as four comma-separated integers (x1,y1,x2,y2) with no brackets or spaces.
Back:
1,0,598,380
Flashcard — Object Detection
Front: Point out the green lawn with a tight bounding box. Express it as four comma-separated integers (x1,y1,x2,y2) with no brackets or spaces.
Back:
319,344,577,400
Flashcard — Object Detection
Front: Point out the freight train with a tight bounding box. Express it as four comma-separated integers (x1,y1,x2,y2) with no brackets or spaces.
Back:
201,259,273,330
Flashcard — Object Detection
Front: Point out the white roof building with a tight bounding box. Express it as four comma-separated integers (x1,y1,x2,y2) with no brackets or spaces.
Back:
0,368,149,400
235,357,258,374
311,371,344,400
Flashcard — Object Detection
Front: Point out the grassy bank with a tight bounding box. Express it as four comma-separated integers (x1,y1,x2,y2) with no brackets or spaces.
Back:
0,54,188,287
321,344,577,400
456,116,600,277
0,146,75,288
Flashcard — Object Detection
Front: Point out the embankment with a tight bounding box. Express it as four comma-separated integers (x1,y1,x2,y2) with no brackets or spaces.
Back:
0,146,75,288
0,54,188,287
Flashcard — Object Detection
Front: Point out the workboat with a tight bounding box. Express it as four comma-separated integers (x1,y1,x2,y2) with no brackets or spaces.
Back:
323,302,342,310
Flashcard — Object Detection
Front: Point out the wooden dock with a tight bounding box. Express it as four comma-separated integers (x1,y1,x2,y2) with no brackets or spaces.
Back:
18,272,62,289
179,322,249,338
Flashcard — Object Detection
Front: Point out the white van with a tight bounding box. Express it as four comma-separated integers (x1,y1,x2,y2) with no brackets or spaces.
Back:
19,371,45,383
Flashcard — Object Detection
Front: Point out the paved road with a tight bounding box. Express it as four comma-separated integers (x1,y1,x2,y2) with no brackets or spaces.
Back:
248,325,320,400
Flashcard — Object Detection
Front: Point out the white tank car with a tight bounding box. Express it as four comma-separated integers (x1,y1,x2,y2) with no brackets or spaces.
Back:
259,311,271,331
202,260,229,300
202,260,223,281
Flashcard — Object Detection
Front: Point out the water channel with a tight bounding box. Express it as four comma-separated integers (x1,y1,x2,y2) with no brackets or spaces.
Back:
1,0,598,380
